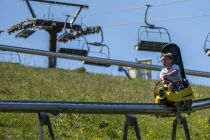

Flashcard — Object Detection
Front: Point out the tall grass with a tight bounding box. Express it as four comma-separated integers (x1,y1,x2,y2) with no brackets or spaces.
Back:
0,62,209,140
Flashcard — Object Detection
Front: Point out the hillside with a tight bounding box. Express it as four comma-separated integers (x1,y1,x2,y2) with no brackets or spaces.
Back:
0,62,209,139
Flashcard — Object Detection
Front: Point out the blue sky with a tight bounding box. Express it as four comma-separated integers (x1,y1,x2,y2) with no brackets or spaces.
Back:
1,0,210,85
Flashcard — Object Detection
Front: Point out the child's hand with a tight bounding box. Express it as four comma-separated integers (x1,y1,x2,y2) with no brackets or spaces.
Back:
162,73,167,80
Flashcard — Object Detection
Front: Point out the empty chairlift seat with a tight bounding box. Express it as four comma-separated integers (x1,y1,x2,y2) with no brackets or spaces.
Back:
135,5,171,53
57,33,77,43
82,61,111,67
15,29,36,39
58,48,88,56
136,40,168,52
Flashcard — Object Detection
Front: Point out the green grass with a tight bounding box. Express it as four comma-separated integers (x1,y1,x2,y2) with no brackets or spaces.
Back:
0,62,209,140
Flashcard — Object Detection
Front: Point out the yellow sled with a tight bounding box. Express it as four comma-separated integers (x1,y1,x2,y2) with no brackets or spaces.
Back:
154,80,194,104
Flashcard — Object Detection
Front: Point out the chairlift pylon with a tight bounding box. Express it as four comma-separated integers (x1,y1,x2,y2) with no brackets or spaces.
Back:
8,0,90,68
203,33,210,56
135,5,172,52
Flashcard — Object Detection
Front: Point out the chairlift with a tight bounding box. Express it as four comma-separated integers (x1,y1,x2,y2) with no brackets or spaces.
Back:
58,16,110,67
203,33,210,56
58,42,89,57
58,15,78,43
15,29,36,39
0,30,4,34
57,15,101,43
8,0,89,68
81,29,111,67
58,48,88,56
84,27,110,58
82,61,111,67
58,15,89,56
135,5,171,52
82,45,111,67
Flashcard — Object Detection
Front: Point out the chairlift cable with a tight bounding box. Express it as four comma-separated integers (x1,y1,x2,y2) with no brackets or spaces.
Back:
81,5,144,17
154,0,191,8
80,0,190,17
153,13,210,22
101,13,210,28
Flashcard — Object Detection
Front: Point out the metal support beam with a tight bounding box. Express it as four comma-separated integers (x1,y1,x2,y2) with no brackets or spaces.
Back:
118,66,132,80
38,112,55,140
28,0,88,8
172,115,191,140
70,7,83,24
1,44,210,78
123,114,141,140
25,0,37,18
209,116,210,124
47,30,58,68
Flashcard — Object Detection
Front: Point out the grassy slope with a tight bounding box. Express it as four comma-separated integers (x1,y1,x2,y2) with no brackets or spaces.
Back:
0,62,209,140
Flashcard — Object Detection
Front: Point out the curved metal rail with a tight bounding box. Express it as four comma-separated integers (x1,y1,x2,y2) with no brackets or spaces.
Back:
0,100,175,114
192,98,210,111
0,98,208,114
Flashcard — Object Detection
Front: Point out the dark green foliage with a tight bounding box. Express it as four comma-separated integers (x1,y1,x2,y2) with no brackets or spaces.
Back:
71,67,87,73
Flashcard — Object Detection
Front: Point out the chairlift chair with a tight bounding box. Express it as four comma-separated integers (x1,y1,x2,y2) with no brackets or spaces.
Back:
0,30,4,34
135,5,172,52
81,43,111,67
85,28,110,59
57,15,89,56
58,48,88,56
15,29,36,39
81,29,111,67
57,14,105,60
203,33,210,56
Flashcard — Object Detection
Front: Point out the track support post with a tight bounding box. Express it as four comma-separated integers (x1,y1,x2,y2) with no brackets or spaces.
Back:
172,114,191,140
38,112,55,140
123,114,141,140
209,116,210,124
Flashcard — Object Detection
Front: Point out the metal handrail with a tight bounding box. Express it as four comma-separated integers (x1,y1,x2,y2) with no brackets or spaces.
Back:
1,44,210,78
